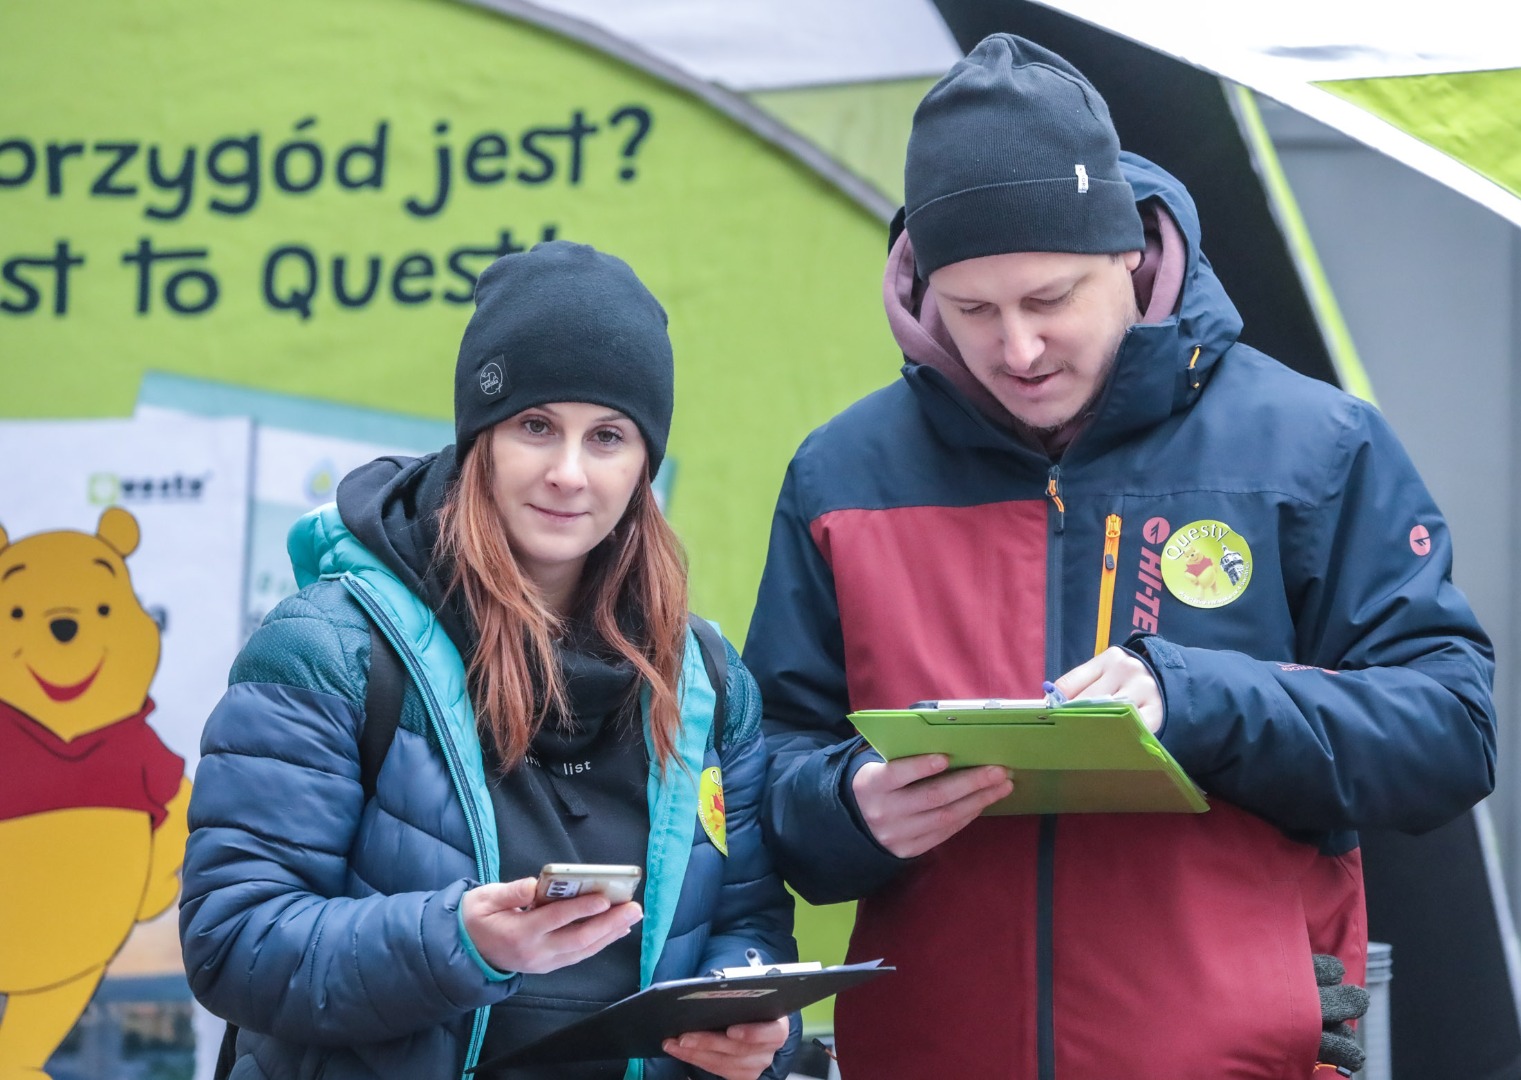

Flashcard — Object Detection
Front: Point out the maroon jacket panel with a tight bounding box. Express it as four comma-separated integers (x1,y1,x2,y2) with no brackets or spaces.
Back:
812,500,1049,710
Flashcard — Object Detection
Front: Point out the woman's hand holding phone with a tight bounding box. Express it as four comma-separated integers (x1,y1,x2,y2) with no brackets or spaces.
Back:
461,877,642,975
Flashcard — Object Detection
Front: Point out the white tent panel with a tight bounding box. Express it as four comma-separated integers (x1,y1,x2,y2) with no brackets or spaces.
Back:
1247,81,1521,230
1045,0,1521,80
1038,1,1521,228
522,0,962,89
520,0,1520,226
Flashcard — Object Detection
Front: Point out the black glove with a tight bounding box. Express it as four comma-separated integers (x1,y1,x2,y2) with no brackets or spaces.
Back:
1314,953,1370,1072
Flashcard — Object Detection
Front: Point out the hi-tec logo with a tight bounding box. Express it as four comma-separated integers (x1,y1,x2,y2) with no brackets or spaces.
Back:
1131,516,1168,634
88,471,209,505
479,360,504,396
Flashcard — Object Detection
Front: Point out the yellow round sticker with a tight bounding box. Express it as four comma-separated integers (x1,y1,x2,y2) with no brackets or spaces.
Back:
698,766,727,856
1160,519,1253,609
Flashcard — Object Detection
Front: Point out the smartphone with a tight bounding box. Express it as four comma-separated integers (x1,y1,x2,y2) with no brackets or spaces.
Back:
533,863,642,906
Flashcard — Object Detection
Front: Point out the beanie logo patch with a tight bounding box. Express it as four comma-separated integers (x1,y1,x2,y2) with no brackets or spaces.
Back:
1075,164,1089,194
479,360,505,396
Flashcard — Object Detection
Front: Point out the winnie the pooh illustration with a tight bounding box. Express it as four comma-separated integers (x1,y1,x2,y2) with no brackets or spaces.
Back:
0,507,190,1080
1181,546,1221,598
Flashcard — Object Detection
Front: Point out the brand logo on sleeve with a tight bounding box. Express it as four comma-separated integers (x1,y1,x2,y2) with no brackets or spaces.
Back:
1160,519,1252,609
1409,524,1431,556
698,766,727,856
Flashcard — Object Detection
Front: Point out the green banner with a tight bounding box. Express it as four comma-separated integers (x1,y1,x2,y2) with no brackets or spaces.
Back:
0,0,898,636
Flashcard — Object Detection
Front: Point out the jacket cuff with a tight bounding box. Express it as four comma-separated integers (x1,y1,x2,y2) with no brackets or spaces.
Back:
456,895,515,983
817,738,909,897
840,742,889,839
1120,633,1175,738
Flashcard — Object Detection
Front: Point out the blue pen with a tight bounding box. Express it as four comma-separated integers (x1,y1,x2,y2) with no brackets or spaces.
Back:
1042,680,1068,708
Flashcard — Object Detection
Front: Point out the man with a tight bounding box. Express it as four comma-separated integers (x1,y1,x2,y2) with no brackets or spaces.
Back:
743,33,1496,1078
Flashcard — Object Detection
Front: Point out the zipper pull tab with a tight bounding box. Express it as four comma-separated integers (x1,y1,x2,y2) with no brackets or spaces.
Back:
1095,514,1123,656
1046,467,1066,534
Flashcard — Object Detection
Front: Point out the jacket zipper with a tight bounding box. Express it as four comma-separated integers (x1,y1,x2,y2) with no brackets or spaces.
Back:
344,580,491,878
1045,466,1066,689
1036,817,1057,1080
342,578,494,1077
1037,465,1066,1080
1094,514,1122,657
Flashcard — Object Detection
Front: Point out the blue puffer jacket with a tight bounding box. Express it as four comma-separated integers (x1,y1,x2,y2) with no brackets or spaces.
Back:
180,505,798,1080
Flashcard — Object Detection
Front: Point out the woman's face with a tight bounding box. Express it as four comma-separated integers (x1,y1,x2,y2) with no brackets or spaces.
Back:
488,402,647,605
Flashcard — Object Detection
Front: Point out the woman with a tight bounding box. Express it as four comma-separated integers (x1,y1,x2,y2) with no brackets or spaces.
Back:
179,242,798,1080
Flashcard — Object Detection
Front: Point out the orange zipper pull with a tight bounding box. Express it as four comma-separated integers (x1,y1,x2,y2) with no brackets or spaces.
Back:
1094,514,1122,656
1046,467,1065,533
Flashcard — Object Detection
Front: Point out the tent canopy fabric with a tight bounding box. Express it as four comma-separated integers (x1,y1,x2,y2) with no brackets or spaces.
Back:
528,0,1521,224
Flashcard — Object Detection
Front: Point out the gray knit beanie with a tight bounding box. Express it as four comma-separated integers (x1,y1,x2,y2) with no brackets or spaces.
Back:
453,241,673,473
905,33,1144,278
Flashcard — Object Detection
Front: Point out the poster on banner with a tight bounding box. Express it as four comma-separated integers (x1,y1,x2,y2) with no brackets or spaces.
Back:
136,370,454,638
0,414,249,1074
0,0,896,645
0,414,251,774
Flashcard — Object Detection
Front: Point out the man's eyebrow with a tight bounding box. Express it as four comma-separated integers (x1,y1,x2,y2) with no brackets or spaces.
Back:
938,274,1088,306
1033,273,1086,293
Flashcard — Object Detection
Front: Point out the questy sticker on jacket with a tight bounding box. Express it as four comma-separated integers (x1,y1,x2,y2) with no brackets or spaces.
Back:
1160,519,1253,608
698,766,727,856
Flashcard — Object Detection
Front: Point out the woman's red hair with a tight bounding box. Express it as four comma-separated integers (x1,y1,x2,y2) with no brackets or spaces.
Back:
437,442,689,771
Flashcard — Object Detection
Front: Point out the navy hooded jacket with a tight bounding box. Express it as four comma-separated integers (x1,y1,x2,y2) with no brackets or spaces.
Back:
744,154,1495,1079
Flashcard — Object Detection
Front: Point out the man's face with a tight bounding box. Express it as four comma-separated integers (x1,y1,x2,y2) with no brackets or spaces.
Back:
928,249,1143,433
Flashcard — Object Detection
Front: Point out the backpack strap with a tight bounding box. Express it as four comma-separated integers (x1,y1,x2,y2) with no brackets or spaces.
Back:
213,1022,238,1080
360,619,407,802
686,613,728,753
215,621,407,1080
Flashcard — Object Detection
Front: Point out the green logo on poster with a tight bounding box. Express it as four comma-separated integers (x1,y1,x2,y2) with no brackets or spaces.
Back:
87,473,121,505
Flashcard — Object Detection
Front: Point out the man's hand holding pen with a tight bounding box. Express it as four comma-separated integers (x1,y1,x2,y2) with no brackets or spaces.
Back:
1052,647,1164,733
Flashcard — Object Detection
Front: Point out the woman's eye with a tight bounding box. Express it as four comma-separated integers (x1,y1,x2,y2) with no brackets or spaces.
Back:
958,303,989,317
522,417,551,435
592,428,625,446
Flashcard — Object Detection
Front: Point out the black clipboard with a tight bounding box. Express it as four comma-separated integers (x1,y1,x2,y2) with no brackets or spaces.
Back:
468,960,892,1069
850,699,1208,815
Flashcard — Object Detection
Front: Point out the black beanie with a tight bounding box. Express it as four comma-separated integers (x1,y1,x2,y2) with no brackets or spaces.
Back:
904,34,1144,278
453,241,674,473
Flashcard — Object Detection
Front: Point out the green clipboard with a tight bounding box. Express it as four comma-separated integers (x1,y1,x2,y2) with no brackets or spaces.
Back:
848,698,1209,815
